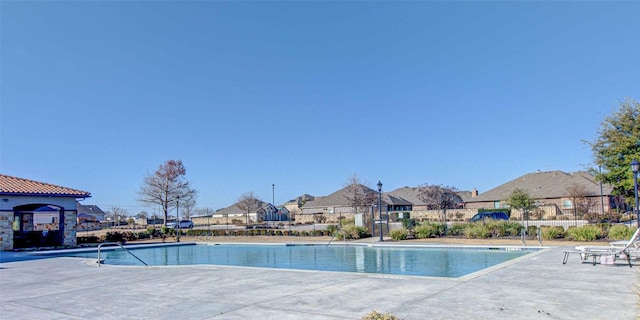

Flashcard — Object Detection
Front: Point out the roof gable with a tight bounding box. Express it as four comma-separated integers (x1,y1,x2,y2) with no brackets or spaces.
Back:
467,170,614,203
0,174,90,198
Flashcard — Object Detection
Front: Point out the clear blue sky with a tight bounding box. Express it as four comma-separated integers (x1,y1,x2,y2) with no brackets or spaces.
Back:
2,1,639,215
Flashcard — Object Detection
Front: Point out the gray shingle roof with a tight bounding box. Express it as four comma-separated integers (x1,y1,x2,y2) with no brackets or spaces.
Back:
467,170,614,202
303,184,377,208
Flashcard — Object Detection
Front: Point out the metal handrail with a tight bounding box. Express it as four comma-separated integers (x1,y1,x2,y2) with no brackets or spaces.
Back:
97,242,148,267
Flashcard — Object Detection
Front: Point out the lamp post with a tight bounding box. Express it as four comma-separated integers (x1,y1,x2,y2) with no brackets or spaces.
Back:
377,181,383,242
176,196,180,242
272,183,276,224
631,159,639,228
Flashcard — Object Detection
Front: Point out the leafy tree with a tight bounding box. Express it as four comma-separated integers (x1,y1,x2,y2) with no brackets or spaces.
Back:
138,160,198,227
505,188,536,224
588,99,640,202
237,191,262,226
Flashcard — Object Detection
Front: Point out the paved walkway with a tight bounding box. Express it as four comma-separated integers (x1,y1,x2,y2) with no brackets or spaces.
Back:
0,244,637,319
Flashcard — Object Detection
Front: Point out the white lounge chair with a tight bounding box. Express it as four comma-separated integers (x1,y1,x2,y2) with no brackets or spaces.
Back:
562,228,640,267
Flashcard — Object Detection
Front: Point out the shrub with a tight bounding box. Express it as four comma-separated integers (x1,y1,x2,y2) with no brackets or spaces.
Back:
608,224,635,240
527,225,538,237
448,223,467,236
414,222,445,239
465,223,491,239
400,218,416,230
361,310,401,320
540,226,565,240
104,231,126,242
326,224,339,235
77,235,100,244
566,225,604,241
390,229,408,241
503,221,523,236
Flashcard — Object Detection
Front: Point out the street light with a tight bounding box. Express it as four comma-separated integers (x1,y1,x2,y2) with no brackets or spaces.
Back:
631,159,639,228
176,196,180,243
377,181,383,242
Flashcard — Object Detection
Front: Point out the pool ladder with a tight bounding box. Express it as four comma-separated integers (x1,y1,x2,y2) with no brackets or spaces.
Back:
97,242,148,267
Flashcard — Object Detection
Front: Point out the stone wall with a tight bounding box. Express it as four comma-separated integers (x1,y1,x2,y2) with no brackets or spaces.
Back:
0,212,13,251
64,212,77,247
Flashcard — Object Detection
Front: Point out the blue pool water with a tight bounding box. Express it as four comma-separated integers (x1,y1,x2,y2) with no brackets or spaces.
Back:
57,244,536,278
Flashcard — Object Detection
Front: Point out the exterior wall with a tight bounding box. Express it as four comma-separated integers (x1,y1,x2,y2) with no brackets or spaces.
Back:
191,213,260,226
0,195,79,250
465,196,613,214
295,205,578,224
64,211,77,247
0,211,13,250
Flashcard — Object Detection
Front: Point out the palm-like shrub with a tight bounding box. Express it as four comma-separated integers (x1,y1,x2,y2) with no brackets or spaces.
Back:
414,222,445,239
464,223,491,239
566,225,604,241
607,224,635,240
540,226,565,240
390,229,408,241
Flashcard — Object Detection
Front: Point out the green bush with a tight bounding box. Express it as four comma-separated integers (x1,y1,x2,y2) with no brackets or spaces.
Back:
448,223,467,236
607,225,635,240
540,226,565,240
464,223,491,239
479,220,522,237
566,225,604,241
390,229,408,241
503,221,523,236
326,224,339,235
414,222,445,239
400,218,416,230
527,225,538,237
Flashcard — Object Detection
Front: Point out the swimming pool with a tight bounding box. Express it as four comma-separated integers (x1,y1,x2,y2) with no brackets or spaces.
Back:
57,243,539,278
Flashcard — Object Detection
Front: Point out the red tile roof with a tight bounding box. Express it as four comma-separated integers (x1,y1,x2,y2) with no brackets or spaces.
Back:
0,174,91,198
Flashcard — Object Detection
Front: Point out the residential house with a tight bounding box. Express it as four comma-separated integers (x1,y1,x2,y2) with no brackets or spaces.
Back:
76,202,106,221
464,170,615,217
191,200,285,226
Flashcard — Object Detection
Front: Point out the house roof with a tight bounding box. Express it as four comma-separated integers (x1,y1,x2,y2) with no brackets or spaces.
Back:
0,174,91,198
387,186,466,205
303,184,378,208
466,170,614,203
215,200,272,215
76,202,105,215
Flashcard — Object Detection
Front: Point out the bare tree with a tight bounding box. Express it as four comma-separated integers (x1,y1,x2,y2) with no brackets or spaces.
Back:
135,211,148,220
237,191,262,226
566,183,597,219
181,196,198,220
106,206,129,226
138,160,198,227
343,174,377,220
417,184,461,224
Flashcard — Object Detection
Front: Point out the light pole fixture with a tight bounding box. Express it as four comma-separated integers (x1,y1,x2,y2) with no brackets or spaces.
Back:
377,181,383,242
176,196,180,242
631,159,639,228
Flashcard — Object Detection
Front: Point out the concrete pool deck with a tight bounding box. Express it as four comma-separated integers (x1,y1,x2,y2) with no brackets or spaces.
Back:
0,243,637,319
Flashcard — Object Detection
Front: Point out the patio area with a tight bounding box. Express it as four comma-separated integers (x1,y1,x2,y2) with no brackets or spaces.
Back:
0,245,637,319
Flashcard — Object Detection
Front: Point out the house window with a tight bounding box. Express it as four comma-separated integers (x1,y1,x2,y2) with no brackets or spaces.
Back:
563,200,572,209
493,201,501,208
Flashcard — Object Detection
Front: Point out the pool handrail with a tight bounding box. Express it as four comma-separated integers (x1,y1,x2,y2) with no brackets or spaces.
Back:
97,242,148,267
